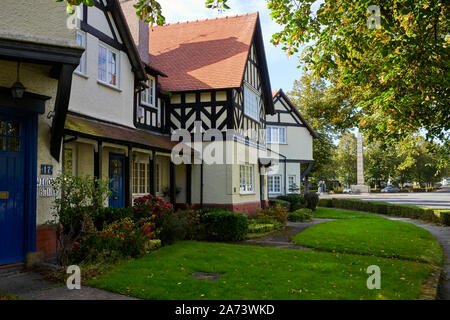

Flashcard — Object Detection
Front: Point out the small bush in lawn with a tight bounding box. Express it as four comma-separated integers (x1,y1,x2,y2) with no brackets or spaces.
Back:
269,199,290,210
158,211,187,245
202,211,248,241
288,208,313,222
304,193,319,211
256,204,288,224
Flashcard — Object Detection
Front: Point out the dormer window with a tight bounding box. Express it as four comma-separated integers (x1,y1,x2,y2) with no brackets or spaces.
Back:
141,77,156,107
244,84,260,121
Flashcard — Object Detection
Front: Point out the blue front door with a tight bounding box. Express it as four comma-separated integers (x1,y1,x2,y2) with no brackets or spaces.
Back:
0,115,26,264
109,153,125,208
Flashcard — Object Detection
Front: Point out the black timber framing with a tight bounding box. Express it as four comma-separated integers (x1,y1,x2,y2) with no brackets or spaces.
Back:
149,151,156,195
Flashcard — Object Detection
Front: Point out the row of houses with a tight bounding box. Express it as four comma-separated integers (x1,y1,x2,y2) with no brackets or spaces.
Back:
0,0,316,265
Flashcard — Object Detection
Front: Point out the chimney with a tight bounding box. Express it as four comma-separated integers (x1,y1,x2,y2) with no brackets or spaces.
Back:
119,0,149,64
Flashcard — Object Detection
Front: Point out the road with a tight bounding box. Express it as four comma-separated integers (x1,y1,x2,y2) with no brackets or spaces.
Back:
320,187,450,209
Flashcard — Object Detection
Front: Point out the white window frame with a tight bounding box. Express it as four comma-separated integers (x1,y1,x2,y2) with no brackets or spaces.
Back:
243,84,260,121
266,126,286,144
63,146,77,176
288,175,297,194
268,175,282,194
141,77,156,108
239,165,254,194
75,31,87,76
132,162,149,195
98,42,120,89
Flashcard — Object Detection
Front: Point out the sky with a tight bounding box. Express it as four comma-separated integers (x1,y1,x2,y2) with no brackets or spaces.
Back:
157,0,305,93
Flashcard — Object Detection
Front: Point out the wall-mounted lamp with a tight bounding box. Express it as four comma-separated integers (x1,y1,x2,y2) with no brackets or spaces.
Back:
11,62,25,99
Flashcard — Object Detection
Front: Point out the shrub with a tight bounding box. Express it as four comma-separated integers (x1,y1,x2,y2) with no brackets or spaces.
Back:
318,198,450,226
248,223,276,234
288,208,313,222
256,204,288,224
202,211,248,241
304,193,319,211
269,199,290,210
158,211,188,245
277,194,306,212
132,194,174,227
93,207,133,230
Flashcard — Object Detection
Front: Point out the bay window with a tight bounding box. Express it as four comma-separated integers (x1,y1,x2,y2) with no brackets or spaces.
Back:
244,84,260,121
141,77,156,107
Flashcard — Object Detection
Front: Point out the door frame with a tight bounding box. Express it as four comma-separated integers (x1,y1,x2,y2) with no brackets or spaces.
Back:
0,105,38,261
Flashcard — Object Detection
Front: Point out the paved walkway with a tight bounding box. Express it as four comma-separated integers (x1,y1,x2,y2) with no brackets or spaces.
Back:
242,219,333,249
0,267,137,300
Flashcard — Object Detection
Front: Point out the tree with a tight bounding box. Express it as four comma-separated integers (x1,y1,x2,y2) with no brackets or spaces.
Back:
288,74,338,185
335,132,357,187
268,0,449,157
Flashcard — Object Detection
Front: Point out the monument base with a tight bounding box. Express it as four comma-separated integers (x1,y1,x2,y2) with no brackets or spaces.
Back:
350,185,370,194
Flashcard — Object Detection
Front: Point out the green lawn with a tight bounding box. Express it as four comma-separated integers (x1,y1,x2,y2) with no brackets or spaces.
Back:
295,210,443,265
312,207,383,219
87,241,433,300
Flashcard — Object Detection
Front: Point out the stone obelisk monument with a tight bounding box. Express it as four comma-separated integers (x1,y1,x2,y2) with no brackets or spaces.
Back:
351,131,370,193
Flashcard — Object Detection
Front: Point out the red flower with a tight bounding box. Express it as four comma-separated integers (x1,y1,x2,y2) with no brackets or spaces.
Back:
73,242,80,249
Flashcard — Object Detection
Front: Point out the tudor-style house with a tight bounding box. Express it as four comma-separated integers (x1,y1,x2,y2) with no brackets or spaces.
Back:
266,89,318,196
148,12,275,213
0,0,83,264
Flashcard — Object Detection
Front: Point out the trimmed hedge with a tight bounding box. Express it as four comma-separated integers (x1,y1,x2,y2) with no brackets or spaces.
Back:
202,211,248,241
318,198,450,226
276,195,306,212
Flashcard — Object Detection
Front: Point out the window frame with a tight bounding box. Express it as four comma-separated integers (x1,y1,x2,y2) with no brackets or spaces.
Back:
268,174,282,194
97,42,120,89
239,165,255,194
132,162,150,195
75,30,87,76
266,126,287,144
243,84,260,121
140,77,156,108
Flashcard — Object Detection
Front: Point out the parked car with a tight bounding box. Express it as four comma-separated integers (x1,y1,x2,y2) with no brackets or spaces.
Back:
343,188,352,194
381,186,399,193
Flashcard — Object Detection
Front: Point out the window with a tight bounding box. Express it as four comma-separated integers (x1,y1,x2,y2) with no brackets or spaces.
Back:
244,84,260,121
266,126,286,144
0,120,21,152
239,165,254,193
75,31,86,75
268,175,282,193
288,175,297,193
141,77,156,107
133,162,149,194
98,43,119,88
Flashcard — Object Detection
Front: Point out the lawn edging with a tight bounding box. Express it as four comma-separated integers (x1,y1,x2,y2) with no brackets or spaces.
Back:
318,198,450,225
419,267,442,300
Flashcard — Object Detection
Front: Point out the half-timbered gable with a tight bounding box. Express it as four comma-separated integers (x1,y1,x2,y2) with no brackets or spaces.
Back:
233,42,266,144
69,0,147,128
148,12,274,141
267,89,317,196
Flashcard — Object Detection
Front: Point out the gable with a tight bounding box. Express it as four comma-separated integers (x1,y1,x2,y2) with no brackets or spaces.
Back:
80,0,146,81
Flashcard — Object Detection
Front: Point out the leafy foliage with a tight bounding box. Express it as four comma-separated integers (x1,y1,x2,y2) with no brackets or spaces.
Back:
287,208,313,222
202,211,248,241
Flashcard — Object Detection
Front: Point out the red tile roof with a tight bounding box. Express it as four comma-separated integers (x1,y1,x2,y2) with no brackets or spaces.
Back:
149,13,259,92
